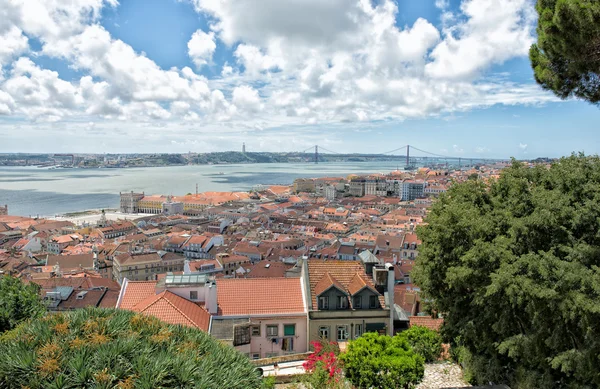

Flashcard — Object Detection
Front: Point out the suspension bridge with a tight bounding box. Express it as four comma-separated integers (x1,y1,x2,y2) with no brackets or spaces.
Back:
299,144,508,169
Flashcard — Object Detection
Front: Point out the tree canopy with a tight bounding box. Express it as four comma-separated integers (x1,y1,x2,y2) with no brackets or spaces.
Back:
414,155,600,388
0,308,263,389
0,276,45,333
340,332,424,389
529,0,600,104
398,326,443,363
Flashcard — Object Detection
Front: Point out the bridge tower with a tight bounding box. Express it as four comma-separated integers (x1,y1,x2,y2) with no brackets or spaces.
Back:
406,145,410,167
315,145,319,164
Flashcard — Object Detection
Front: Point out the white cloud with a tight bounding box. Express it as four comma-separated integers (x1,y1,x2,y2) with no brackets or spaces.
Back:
0,0,558,152
187,29,216,68
435,0,449,10
232,85,262,113
425,0,536,80
519,143,528,150
453,144,464,153
0,26,29,68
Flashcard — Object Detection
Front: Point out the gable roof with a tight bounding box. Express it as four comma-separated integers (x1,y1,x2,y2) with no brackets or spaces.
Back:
314,272,347,296
216,278,305,316
132,290,211,331
307,260,384,309
117,280,158,310
346,272,377,296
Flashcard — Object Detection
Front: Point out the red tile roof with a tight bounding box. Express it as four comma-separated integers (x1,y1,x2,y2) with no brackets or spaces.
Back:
216,278,305,316
346,273,376,296
132,290,211,331
314,272,347,296
117,281,158,310
307,260,384,309
409,316,444,331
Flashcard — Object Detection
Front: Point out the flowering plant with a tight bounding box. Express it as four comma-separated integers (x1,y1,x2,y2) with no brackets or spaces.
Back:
303,339,341,380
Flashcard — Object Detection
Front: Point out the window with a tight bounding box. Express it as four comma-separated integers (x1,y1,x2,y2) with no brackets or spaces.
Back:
337,296,347,309
353,295,362,309
266,325,278,337
189,290,198,300
354,324,363,339
233,325,251,346
319,326,329,340
251,325,261,336
337,326,348,341
318,296,329,310
284,324,295,337
281,337,294,352
369,295,378,309
251,353,260,360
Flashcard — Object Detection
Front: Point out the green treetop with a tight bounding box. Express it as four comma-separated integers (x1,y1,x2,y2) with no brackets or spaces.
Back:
529,0,600,104
0,276,45,333
414,155,600,388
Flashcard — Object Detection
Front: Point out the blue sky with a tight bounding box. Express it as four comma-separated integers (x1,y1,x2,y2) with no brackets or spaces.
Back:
0,0,598,158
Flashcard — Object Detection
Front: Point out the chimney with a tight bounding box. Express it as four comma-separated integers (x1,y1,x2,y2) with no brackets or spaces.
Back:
204,281,218,314
385,262,395,336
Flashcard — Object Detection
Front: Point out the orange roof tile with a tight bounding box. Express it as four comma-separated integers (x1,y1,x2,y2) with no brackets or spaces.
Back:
347,272,376,296
117,281,158,310
132,290,211,331
216,278,305,316
314,272,347,297
307,260,384,309
409,316,444,331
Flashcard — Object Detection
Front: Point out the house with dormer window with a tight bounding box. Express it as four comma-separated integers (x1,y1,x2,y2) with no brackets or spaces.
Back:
302,259,395,345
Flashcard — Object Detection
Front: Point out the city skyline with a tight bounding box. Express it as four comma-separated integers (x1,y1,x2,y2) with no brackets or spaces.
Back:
0,0,599,157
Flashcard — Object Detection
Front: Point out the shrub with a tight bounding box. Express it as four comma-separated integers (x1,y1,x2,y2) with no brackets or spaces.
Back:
301,340,343,388
340,332,424,389
0,276,45,333
399,325,443,362
0,308,262,388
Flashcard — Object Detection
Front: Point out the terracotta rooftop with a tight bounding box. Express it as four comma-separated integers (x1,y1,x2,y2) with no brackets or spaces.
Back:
346,272,376,296
409,316,444,331
117,280,158,310
314,272,347,297
131,290,211,331
307,260,384,309
215,278,305,316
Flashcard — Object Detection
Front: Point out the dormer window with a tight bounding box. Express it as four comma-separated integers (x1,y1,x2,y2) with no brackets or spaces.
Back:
369,295,378,309
353,295,362,309
318,296,329,310
337,296,347,309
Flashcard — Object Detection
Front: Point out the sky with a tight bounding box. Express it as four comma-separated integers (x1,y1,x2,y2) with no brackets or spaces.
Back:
0,0,598,159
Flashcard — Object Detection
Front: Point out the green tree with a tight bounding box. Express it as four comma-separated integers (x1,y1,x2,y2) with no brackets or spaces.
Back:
414,155,600,388
0,308,263,388
339,332,424,389
0,276,45,333
529,0,600,104
399,326,443,363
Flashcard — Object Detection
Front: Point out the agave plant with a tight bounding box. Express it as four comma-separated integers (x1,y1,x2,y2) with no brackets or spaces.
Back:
0,308,262,389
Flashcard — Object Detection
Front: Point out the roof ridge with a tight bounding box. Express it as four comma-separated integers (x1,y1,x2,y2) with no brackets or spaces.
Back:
162,291,208,328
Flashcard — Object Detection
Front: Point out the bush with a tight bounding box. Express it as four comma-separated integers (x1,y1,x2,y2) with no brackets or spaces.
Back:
340,332,424,389
399,325,443,362
0,276,45,333
301,340,343,388
0,308,262,388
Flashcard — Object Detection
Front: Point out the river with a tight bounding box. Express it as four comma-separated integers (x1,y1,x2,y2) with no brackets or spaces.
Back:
0,161,406,217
